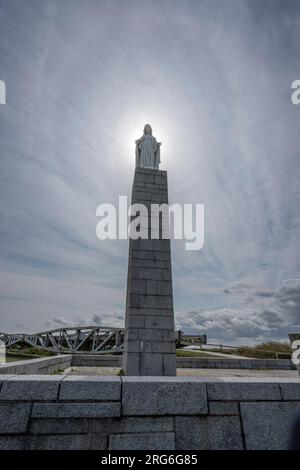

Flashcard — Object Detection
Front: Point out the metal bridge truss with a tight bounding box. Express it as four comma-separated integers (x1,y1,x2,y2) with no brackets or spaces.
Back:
0,326,124,354
0,327,207,354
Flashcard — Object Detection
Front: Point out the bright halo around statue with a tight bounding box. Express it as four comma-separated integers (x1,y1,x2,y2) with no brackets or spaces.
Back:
117,109,173,169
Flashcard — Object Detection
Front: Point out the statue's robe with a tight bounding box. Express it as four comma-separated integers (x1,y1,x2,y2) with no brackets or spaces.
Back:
136,135,160,169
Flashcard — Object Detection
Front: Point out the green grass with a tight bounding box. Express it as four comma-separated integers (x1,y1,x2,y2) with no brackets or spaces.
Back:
176,349,220,358
210,341,292,359
8,347,56,358
255,341,291,353
5,354,35,362
236,341,291,359
52,369,65,375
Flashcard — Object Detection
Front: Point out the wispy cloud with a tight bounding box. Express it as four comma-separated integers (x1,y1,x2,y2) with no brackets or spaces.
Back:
0,0,299,343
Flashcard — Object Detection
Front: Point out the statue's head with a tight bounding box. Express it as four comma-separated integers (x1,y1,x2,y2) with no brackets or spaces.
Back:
143,124,152,135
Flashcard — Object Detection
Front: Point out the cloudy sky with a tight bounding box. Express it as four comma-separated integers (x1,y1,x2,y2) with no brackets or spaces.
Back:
0,0,299,344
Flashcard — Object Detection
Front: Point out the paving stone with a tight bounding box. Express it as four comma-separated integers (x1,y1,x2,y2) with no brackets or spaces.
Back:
89,416,174,434
27,434,107,450
0,376,63,401
0,403,31,433
122,378,207,415
240,401,300,449
32,402,121,418
175,416,243,450
280,382,300,400
59,376,121,401
109,432,175,450
207,381,281,401
0,436,27,450
29,418,89,434
209,401,239,415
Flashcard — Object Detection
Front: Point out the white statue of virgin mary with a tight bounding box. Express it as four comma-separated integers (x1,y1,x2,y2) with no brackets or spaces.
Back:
135,124,161,169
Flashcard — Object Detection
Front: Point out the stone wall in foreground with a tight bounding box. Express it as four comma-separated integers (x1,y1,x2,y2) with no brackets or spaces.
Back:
0,354,294,374
72,354,293,370
0,375,300,450
0,355,72,375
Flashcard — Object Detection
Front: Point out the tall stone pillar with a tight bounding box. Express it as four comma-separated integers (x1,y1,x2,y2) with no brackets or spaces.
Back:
123,167,176,376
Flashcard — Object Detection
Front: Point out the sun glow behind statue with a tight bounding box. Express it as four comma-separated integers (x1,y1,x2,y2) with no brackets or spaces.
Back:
117,108,176,170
